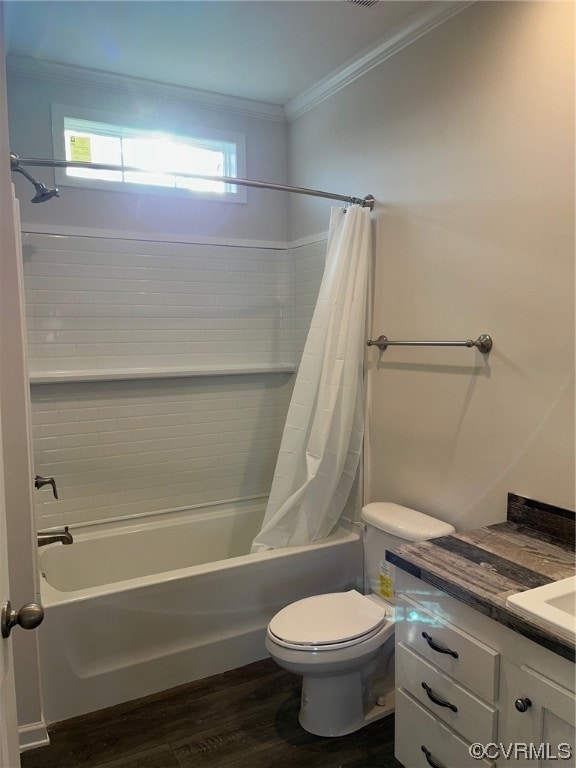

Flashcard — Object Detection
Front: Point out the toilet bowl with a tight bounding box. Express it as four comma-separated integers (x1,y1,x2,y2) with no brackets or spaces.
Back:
266,503,455,737
266,590,396,736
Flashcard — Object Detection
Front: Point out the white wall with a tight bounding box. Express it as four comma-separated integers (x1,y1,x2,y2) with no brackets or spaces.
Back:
289,1,575,528
7,59,289,242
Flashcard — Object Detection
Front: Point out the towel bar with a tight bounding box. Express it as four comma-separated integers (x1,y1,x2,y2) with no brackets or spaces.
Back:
366,334,493,354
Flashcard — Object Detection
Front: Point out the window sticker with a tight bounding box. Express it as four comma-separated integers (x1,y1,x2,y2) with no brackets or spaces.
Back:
69,135,92,163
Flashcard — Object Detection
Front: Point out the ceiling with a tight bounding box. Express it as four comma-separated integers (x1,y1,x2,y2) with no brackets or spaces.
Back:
4,0,432,105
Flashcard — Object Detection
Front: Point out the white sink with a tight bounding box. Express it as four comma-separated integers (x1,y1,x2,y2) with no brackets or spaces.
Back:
506,575,576,638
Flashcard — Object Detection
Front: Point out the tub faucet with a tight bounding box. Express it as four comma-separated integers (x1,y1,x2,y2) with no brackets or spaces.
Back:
37,526,73,547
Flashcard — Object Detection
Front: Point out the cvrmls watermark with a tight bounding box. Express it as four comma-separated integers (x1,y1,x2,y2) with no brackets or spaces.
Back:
469,743,573,761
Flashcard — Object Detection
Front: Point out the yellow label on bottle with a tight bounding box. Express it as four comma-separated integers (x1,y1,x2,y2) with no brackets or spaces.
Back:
70,135,92,163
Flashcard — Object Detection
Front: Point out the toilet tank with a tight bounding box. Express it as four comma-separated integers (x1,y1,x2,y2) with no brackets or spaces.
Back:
361,502,455,601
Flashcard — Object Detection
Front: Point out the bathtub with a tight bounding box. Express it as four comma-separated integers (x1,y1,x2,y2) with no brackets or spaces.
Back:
37,500,362,723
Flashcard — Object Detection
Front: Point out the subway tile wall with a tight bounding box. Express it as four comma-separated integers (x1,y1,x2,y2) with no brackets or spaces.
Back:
23,233,295,372
31,375,293,529
293,239,327,359
25,233,329,529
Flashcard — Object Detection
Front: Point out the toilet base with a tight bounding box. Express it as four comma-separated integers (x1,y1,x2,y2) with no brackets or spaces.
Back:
298,674,395,738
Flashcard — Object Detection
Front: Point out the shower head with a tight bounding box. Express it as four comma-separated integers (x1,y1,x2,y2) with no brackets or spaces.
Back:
10,152,60,203
31,182,60,204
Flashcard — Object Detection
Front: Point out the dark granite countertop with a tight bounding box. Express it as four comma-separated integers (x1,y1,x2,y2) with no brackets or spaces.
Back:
386,494,576,662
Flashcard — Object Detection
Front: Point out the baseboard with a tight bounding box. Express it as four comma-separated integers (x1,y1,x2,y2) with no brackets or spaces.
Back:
19,720,49,753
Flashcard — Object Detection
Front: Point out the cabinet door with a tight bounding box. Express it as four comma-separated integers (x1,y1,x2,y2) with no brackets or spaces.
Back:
500,660,575,767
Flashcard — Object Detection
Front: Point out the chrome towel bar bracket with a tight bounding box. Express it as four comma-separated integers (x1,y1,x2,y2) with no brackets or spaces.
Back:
366,334,493,354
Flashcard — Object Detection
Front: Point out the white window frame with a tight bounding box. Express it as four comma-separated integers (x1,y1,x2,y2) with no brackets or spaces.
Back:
51,104,247,204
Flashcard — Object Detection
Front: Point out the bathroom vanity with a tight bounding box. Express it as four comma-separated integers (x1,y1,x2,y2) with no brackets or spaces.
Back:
386,494,575,768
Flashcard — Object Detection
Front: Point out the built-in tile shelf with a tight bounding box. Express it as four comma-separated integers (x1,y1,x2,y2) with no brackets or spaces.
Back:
29,364,296,385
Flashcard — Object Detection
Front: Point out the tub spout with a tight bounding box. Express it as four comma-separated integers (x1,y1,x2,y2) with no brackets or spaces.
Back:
37,526,73,547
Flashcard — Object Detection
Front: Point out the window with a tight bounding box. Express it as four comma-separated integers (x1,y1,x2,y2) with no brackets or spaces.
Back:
51,104,246,203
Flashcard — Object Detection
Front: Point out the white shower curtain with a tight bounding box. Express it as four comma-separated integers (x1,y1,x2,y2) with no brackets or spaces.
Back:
251,205,371,552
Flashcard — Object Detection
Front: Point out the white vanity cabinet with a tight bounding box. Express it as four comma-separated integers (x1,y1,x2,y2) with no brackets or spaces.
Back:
394,571,575,768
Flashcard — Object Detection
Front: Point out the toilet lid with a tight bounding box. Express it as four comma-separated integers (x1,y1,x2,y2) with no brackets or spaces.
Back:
268,590,387,647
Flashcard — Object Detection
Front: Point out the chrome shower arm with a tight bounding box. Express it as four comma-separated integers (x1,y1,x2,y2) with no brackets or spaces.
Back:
10,153,59,203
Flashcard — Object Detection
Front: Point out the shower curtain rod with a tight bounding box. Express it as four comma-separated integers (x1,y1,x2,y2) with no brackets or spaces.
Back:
10,155,375,210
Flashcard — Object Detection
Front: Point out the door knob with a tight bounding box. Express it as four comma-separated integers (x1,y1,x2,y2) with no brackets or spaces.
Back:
1,601,44,638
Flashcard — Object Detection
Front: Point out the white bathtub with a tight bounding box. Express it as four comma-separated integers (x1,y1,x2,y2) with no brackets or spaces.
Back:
37,500,362,723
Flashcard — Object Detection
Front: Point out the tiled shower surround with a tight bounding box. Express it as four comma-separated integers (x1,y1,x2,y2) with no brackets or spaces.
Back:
24,232,327,529
23,234,295,372
31,376,293,529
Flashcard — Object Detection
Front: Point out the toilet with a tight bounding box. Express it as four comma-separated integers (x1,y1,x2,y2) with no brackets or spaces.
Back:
265,502,455,737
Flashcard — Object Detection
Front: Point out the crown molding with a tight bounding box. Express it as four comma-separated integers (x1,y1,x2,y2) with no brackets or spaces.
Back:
6,54,287,124
8,3,474,126
284,1,476,122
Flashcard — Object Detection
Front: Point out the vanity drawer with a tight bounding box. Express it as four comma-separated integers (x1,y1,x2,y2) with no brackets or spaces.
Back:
396,688,496,768
396,642,498,744
397,594,500,702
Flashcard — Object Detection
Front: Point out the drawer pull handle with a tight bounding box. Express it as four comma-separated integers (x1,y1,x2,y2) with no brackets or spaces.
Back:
422,682,458,712
421,745,447,768
515,697,532,713
422,631,459,659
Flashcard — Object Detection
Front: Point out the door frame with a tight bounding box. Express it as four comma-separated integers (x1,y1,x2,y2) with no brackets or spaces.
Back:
0,2,47,756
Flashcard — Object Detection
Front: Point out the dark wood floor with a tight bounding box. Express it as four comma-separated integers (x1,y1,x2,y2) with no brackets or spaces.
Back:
22,658,402,768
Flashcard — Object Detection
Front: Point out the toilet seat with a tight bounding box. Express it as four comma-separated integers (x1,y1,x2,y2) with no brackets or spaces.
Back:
268,590,389,651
